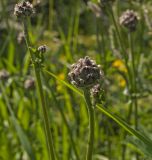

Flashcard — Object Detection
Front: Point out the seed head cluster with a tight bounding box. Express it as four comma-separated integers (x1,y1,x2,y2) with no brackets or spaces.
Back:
68,56,103,89
14,1,35,19
119,10,139,32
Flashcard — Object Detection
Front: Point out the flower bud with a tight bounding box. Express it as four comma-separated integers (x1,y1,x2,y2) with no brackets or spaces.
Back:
24,78,35,90
68,56,103,89
37,45,47,53
119,10,139,32
0,69,10,81
90,84,105,104
14,1,35,19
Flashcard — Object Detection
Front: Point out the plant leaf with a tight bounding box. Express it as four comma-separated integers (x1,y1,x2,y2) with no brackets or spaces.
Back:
44,69,152,157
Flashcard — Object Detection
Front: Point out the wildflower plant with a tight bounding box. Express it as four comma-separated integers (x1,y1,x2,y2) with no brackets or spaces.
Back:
0,0,151,160
119,10,139,32
68,56,103,160
14,1,56,160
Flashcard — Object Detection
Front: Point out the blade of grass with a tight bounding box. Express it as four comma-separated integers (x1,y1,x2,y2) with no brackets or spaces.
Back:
44,69,152,153
0,83,35,160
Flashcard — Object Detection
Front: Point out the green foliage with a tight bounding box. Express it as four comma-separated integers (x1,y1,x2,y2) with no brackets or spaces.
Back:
0,0,152,159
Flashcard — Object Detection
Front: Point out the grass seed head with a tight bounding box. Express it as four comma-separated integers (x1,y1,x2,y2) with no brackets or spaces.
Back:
119,10,139,32
14,1,35,19
68,56,103,89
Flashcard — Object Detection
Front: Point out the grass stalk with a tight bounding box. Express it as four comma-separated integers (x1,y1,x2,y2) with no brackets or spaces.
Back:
23,19,56,160
121,103,133,160
50,89,80,160
128,33,139,160
83,89,95,160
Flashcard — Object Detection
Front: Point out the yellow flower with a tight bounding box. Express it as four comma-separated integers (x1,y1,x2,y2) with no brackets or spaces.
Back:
58,73,65,80
112,59,127,73
119,78,126,87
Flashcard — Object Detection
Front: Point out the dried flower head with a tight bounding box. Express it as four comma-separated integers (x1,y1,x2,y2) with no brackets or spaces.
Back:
119,10,139,32
37,45,47,53
14,1,35,19
24,78,35,90
68,56,103,88
0,69,10,81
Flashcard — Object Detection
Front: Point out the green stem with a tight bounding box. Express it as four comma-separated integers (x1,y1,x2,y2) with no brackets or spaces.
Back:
23,20,56,160
107,6,133,89
50,89,80,160
121,103,133,160
129,33,139,160
84,89,95,160
49,0,54,30
95,17,102,64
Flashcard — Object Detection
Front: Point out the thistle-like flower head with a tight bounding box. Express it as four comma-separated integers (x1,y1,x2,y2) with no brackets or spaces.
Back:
119,10,139,32
14,1,35,19
68,56,103,89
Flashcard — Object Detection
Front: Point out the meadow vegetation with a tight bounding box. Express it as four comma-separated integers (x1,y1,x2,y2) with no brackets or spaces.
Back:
0,0,152,160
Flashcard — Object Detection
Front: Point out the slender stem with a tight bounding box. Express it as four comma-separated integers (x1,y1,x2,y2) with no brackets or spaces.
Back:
23,20,56,160
129,33,139,160
95,17,102,65
50,90,80,160
128,33,138,129
84,89,95,160
121,103,133,160
49,0,54,30
107,5,133,89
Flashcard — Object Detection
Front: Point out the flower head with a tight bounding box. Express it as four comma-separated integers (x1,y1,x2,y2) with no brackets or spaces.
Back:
119,10,139,32
68,56,103,89
37,45,47,53
87,2,102,18
112,59,127,73
24,78,35,90
14,1,35,19
0,69,10,81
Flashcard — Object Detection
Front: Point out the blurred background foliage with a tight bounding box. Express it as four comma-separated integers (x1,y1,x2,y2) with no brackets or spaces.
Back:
0,0,152,160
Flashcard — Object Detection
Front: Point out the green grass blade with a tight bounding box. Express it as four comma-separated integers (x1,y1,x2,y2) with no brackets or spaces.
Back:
44,69,152,156
0,83,35,160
